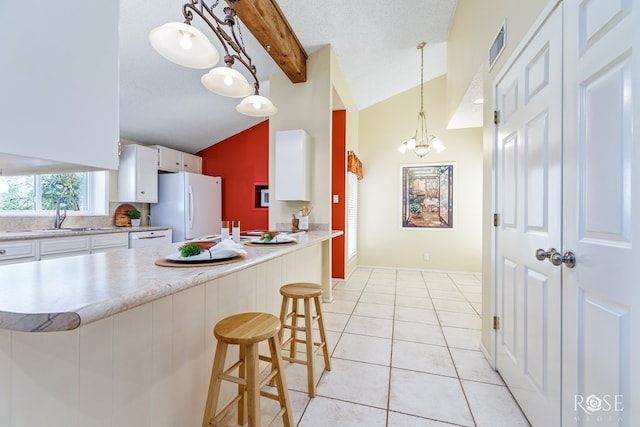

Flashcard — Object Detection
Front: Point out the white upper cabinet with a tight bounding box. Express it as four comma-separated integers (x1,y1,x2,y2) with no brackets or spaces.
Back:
0,0,119,173
153,145,202,174
118,144,158,203
275,130,311,201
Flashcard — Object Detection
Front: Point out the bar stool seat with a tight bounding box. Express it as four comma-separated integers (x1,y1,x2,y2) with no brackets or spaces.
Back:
278,282,331,397
203,312,293,427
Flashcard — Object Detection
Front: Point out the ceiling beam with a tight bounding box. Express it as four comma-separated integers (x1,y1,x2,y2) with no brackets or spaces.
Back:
228,0,307,83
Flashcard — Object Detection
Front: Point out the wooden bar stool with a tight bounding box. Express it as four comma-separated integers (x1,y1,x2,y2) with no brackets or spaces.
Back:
278,282,332,397
202,312,293,427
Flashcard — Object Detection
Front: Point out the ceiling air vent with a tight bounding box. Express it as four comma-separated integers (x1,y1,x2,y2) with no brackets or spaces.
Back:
489,22,506,70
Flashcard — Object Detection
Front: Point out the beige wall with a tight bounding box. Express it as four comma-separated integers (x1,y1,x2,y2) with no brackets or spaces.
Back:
269,46,333,230
358,75,482,271
446,0,551,121
268,45,360,278
447,0,556,358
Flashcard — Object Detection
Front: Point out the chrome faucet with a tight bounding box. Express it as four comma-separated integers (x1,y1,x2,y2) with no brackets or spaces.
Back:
54,195,79,229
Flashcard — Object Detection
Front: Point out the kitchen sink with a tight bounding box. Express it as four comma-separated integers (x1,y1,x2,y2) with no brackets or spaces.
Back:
36,227,119,232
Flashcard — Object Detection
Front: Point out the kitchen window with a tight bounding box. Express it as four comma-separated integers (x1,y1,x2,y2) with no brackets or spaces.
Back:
0,171,108,215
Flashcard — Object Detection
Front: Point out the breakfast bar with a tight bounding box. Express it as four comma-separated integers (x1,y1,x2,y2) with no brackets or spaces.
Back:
0,231,340,427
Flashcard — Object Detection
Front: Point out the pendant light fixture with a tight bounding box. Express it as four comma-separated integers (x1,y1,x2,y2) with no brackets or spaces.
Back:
398,42,444,157
149,0,277,117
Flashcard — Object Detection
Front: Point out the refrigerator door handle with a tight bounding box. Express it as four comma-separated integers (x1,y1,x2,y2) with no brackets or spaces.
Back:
188,185,194,230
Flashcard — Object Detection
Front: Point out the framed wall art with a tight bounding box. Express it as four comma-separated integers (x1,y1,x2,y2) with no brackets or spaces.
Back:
401,163,453,229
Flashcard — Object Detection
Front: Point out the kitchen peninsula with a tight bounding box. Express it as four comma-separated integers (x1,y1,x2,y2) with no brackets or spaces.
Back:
0,230,340,427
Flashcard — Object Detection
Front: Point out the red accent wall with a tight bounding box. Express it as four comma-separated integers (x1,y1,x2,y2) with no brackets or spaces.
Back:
197,121,269,231
332,110,346,278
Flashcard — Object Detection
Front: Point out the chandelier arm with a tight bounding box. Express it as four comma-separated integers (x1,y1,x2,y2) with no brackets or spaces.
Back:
227,53,260,93
183,2,232,57
182,0,259,91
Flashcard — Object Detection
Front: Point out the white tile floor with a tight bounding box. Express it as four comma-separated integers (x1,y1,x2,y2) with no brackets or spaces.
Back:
219,267,532,426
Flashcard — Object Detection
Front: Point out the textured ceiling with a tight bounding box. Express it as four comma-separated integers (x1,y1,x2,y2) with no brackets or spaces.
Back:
119,0,460,153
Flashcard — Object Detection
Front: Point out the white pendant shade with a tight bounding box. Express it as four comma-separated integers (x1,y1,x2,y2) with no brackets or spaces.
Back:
201,67,253,98
149,22,219,69
431,136,446,153
236,94,278,117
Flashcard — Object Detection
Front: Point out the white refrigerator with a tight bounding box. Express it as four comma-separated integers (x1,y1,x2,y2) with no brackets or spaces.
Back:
150,172,222,242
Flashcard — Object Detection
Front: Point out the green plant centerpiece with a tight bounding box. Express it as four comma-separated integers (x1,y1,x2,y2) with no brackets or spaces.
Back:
178,244,202,258
127,208,141,219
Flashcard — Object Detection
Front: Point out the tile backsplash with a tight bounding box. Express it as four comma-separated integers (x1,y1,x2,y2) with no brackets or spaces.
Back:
1,202,149,232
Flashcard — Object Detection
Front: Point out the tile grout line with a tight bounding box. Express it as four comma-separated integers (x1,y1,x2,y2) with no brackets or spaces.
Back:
425,271,479,427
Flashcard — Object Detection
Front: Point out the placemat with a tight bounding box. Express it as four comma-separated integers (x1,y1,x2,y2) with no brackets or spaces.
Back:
243,241,298,247
154,256,243,268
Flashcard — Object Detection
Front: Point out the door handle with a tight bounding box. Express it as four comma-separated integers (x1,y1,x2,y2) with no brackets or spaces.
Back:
535,248,557,261
536,248,576,268
549,251,576,268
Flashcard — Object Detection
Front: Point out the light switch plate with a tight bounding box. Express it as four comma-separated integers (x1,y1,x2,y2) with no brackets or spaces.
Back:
332,194,339,203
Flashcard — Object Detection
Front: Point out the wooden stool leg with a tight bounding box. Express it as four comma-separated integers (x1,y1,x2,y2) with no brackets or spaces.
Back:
268,336,294,427
202,341,228,427
290,297,299,358
304,297,316,397
237,344,247,426
314,296,332,371
245,343,261,427
278,294,289,347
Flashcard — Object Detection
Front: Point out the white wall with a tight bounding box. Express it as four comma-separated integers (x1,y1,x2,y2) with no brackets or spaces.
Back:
358,76,483,272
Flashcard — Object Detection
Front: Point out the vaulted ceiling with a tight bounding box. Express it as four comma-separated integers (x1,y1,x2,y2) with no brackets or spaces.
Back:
119,0,460,154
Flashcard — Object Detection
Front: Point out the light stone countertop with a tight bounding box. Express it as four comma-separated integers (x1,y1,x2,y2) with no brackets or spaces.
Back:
0,230,341,332
0,225,171,241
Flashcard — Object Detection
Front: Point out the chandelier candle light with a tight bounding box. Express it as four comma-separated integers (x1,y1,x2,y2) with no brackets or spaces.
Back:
398,42,445,157
149,0,277,117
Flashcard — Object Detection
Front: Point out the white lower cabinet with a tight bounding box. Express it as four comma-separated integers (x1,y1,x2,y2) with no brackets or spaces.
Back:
0,240,38,265
90,233,129,253
4,231,139,263
40,236,91,260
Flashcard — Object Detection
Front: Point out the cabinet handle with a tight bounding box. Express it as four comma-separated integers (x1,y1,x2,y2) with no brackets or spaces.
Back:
140,191,146,194
0,249,6,255
175,162,180,166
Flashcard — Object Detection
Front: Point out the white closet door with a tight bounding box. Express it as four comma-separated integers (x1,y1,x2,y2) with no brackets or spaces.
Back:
494,6,563,427
562,0,639,425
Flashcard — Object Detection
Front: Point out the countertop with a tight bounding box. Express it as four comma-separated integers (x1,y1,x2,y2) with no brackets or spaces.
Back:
0,226,171,242
0,230,341,332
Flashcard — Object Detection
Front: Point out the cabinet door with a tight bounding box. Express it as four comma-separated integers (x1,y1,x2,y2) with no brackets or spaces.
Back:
40,236,90,260
119,145,158,203
181,153,202,174
0,240,38,265
90,233,129,253
136,146,158,202
156,146,182,172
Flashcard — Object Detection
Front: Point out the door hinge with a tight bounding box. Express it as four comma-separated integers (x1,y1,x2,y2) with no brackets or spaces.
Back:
494,110,500,125
493,213,499,227
493,316,500,330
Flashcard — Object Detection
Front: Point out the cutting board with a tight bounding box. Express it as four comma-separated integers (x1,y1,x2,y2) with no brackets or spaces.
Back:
114,204,136,227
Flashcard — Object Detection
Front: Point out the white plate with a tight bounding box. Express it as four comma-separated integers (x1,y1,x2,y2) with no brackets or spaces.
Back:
250,235,297,244
166,250,237,263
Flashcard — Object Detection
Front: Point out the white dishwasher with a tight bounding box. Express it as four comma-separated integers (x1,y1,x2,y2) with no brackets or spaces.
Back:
128,229,172,248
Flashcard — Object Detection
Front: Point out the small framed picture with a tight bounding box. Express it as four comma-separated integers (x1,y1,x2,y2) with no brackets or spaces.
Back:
260,188,269,207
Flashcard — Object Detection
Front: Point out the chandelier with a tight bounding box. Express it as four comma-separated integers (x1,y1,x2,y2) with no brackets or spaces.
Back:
149,0,277,117
397,42,445,157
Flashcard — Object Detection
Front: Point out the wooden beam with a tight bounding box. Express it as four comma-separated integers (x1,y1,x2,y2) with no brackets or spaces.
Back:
227,0,307,83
